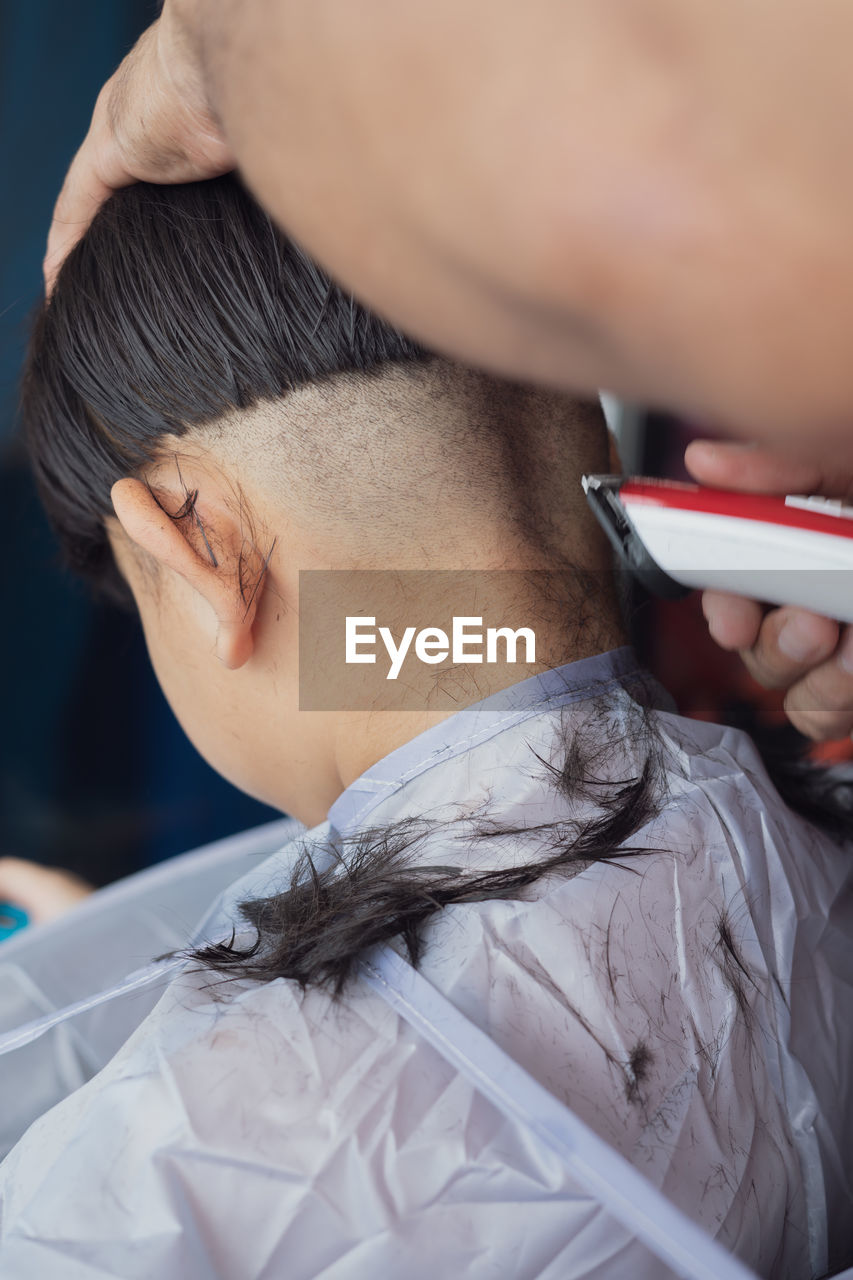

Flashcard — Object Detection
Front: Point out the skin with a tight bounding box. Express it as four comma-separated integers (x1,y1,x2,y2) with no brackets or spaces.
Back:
9,429,844,925
8,372,622,921
100,414,624,825
43,1,853,742
43,0,853,441
0,860,92,925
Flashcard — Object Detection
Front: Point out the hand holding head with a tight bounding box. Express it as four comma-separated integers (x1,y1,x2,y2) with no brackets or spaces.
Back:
44,5,233,293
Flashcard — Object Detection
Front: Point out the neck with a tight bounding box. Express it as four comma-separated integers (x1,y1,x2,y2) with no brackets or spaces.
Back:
270,493,625,825
329,568,626,805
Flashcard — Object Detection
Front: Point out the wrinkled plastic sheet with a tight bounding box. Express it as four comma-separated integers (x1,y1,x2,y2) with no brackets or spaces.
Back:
0,817,299,1159
0,659,851,1279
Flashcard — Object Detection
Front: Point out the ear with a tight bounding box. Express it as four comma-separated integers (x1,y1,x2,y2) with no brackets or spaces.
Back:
111,476,270,670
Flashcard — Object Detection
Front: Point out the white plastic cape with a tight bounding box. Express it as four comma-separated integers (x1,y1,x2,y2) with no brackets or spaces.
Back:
0,648,851,1279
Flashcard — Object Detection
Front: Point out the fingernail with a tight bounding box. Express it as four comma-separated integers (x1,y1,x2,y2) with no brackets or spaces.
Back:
701,610,725,647
838,629,853,675
777,617,825,664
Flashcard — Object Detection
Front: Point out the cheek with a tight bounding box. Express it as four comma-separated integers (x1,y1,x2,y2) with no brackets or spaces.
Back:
136,596,210,731
130,572,195,687
133,584,268,799
112,548,271,800
127,577,222,760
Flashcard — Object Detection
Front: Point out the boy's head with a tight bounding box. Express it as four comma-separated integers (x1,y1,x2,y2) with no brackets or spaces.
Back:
24,176,622,822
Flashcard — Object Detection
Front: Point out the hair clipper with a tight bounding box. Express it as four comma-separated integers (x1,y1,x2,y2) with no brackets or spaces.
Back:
582,474,853,624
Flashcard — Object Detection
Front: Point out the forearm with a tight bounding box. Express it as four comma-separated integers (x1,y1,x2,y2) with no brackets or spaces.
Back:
51,0,853,433
188,1,853,436
194,0,653,397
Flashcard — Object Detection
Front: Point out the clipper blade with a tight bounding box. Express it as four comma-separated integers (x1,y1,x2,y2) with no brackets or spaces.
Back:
582,475,689,599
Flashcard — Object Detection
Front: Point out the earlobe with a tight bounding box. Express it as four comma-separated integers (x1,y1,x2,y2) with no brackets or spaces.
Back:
214,619,256,670
111,476,268,670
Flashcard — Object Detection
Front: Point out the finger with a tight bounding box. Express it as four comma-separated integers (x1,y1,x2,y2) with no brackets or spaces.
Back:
735,606,840,691
783,628,853,739
684,440,849,495
0,856,52,905
43,126,129,293
0,858,47,921
701,590,764,651
0,858,92,923
44,172,113,294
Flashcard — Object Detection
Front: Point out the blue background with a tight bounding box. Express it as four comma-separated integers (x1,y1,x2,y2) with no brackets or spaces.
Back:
0,1,279,885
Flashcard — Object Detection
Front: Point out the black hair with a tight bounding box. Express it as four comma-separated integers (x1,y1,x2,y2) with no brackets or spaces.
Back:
23,174,425,597
185,688,853,997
